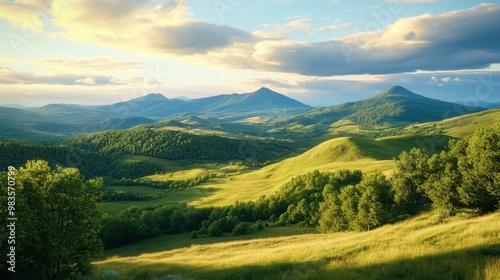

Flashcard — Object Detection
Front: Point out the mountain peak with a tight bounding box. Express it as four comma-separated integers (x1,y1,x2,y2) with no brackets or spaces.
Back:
252,87,277,95
132,93,169,102
372,86,423,100
382,86,417,96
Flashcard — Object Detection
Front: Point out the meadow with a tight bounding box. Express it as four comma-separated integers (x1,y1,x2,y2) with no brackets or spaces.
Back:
92,211,500,280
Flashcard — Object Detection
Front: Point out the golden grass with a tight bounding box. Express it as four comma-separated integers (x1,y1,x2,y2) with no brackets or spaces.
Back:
93,211,500,279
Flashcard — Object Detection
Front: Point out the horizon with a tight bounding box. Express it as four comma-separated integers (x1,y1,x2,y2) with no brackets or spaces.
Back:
1,1,500,107
0,85,498,109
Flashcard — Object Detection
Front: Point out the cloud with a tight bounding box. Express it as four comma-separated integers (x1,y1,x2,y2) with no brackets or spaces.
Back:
253,18,312,39
0,66,154,86
0,0,252,56
242,4,500,76
317,22,354,32
35,57,142,73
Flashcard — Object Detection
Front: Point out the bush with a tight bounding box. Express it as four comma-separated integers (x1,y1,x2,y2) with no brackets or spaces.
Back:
233,222,249,236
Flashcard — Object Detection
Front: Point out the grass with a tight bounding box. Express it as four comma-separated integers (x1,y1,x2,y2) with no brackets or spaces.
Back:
98,187,220,216
409,108,500,138
188,136,434,206
92,211,500,279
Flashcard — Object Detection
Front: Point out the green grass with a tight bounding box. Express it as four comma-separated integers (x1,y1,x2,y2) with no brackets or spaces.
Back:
188,136,436,206
98,187,220,216
102,226,315,258
409,108,500,138
92,211,500,280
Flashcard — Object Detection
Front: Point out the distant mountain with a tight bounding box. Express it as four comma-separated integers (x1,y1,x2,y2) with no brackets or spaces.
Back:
454,100,500,109
93,88,311,119
0,105,154,140
94,93,185,117
274,86,484,132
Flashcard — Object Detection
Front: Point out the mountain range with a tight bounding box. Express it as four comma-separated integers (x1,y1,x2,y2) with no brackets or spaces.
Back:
93,87,311,119
0,86,487,141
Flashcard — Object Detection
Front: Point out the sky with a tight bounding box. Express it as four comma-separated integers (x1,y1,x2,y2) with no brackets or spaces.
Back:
1,0,500,107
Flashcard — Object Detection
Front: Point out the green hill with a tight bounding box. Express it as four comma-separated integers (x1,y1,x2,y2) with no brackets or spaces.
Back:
273,86,484,137
93,211,500,280
407,108,500,138
189,135,447,206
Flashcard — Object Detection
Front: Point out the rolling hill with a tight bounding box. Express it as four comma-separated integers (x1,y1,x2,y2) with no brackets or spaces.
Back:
273,86,484,134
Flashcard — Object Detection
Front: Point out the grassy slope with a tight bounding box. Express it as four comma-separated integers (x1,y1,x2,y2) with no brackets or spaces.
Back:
409,108,500,138
190,135,441,206
94,211,500,280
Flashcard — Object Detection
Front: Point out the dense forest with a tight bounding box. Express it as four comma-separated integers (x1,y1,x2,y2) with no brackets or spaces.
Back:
69,128,296,164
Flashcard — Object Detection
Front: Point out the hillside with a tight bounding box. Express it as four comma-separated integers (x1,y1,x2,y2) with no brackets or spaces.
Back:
187,135,449,206
273,86,484,135
94,211,500,279
407,108,500,138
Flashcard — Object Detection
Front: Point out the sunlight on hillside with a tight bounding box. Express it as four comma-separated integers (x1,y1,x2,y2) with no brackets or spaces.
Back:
94,211,500,279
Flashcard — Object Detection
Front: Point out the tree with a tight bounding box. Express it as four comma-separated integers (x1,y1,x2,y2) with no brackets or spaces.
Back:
421,151,461,215
355,172,393,230
1,160,103,280
456,122,500,213
391,148,430,212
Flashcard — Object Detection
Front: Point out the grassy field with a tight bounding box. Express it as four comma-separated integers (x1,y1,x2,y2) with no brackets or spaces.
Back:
92,211,500,279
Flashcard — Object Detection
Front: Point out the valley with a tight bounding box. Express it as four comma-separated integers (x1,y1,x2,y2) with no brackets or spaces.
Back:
1,86,499,280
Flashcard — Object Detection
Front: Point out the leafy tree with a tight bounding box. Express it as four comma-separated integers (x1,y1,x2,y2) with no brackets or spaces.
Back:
456,122,500,213
421,151,462,215
391,148,430,211
233,222,249,236
355,172,393,230
1,160,103,280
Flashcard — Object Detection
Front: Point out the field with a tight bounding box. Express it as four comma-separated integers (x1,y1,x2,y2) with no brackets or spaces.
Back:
92,211,500,280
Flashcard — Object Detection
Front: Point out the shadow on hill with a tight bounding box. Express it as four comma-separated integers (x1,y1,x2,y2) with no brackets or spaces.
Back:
93,244,500,280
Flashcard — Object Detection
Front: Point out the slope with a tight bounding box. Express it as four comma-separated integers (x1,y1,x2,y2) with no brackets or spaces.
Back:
94,211,500,280
188,135,444,206
407,108,500,138
274,86,484,134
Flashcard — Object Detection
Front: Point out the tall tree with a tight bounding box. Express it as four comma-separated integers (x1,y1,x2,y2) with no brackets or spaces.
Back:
1,160,103,280
391,148,430,212
457,122,500,213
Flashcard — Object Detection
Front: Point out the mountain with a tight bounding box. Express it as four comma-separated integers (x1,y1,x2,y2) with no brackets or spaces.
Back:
275,86,484,131
94,93,186,117
454,100,500,108
0,105,154,140
93,88,311,119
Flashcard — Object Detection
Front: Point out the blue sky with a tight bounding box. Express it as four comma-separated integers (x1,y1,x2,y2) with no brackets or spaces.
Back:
1,0,500,107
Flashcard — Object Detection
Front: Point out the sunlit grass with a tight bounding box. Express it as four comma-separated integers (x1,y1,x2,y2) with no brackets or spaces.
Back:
92,211,500,279
410,108,500,138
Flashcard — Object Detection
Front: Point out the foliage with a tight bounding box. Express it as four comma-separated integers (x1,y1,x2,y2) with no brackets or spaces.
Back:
0,141,111,178
70,128,295,163
0,160,103,280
